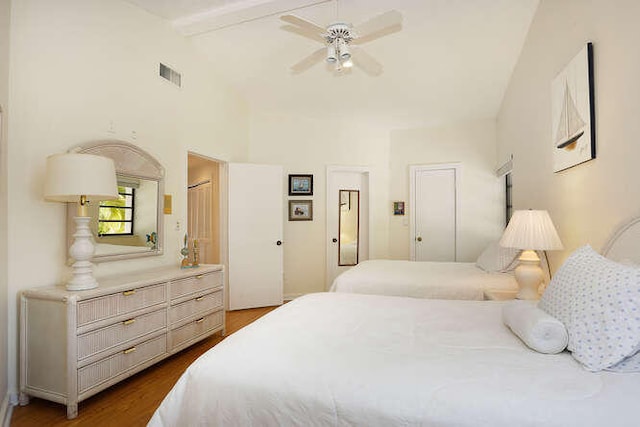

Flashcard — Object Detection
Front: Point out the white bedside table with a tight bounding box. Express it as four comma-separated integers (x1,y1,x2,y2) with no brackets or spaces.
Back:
483,289,541,301
483,289,519,301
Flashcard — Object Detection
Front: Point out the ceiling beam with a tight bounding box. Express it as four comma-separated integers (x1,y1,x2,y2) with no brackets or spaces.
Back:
173,0,332,37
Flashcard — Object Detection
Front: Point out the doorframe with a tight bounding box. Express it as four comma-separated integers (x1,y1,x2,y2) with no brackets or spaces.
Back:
409,163,461,261
325,165,371,289
187,152,229,308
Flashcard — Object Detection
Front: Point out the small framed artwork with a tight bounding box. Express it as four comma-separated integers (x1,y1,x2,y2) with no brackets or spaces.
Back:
289,200,313,221
551,42,595,172
393,201,405,216
288,174,313,196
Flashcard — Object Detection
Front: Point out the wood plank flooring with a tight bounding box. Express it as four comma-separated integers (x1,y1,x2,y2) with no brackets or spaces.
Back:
10,305,279,427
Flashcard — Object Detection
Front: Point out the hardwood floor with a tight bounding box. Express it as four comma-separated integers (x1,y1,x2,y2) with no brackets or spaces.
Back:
10,306,279,427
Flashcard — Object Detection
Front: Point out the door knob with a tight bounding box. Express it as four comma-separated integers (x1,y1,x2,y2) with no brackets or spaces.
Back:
276,240,282,246
332,238,338,243
416,236,422,242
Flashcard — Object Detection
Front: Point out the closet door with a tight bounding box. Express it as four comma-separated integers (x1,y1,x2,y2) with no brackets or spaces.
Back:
228,163,283,310
410,164,460,262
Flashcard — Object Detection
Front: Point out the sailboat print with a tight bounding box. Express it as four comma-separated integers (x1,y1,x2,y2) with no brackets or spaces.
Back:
555,80,585,151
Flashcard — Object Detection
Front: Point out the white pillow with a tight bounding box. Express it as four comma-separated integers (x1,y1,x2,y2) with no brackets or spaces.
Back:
476,240,520,273
539,245,640,371
502,300,568,354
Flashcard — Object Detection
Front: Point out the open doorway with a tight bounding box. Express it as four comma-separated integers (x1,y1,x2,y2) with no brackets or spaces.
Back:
187,153,223,264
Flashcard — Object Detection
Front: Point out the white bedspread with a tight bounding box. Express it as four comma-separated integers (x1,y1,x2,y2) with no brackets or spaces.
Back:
330,259,517,299
149,293,640,427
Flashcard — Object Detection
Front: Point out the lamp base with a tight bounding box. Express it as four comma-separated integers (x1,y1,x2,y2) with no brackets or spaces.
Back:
514,250,544,300
67,216,98,291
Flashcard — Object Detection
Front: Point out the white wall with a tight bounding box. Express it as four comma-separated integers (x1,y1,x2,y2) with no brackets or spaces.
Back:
497,0,640,272
389,120,506,261
5,0,250,399
248,112,505,297
0,0,10,417
248,110,391,297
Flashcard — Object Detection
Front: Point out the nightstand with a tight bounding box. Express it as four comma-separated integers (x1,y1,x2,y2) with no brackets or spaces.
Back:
483,289,519,301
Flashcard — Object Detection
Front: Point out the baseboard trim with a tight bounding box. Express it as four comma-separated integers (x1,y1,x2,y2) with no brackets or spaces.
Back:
1,393,12,427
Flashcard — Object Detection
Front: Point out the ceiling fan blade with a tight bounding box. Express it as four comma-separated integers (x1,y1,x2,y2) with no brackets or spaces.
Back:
280,14,326,34
353,10,402,38
281,25,327,44
290,47,326,74
351,47,383,77
352,23,402,45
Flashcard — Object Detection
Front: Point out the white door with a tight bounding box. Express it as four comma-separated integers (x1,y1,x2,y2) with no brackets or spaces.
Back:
228,163,284,310
326,167,370,289
410,164,459,262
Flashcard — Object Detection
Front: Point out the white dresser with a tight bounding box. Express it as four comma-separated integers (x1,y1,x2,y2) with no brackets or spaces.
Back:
19,264,224,419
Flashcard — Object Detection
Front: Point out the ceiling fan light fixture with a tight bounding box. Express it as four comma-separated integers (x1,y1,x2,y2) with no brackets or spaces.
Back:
326,43,337,63
342,58,353,68
337,37,351,60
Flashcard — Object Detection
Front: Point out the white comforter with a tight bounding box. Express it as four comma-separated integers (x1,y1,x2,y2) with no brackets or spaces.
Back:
330,259,517,299
149,293,640,427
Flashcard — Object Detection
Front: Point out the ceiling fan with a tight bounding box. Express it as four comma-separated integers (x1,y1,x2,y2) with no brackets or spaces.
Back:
280,6,402,76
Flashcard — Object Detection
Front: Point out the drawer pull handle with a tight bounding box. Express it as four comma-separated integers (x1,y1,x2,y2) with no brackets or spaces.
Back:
122,290,136,296
195,274,204,279
195,296,204,302
122,318,136,326
123,347,136,355
195,317,205,324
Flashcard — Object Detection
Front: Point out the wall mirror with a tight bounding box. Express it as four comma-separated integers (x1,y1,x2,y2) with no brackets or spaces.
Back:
66,140,165,262
339,189,360,266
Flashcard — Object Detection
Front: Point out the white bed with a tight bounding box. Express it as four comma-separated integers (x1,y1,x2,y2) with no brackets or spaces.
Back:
149,217,640,426
329,259,517,299
150,292,639,427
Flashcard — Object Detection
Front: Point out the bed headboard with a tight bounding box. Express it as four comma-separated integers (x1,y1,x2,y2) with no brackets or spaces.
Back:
602,217,640,264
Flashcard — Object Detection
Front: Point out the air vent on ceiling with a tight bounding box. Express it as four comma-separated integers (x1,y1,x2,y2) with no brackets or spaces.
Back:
159,63,181,87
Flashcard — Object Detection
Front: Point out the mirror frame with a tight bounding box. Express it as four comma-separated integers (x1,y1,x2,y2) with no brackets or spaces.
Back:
66,140,165,262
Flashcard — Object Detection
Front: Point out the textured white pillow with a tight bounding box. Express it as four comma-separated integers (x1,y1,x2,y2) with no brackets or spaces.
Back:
539,245,640,371
502,300,568,354
475,241,520,273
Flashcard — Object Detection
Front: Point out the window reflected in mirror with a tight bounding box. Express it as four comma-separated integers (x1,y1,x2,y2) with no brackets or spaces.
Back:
339,189,359,266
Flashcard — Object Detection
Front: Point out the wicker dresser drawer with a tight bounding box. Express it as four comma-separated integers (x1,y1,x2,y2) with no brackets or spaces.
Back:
170,290,223,325
21,264,224,419
77,334,166,394
169,271,222,300
169,310,224,350
77,308,166,361
77,283,166,327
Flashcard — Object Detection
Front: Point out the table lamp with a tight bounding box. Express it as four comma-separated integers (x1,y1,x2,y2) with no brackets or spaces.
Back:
44,153,119,291
499,210,563,299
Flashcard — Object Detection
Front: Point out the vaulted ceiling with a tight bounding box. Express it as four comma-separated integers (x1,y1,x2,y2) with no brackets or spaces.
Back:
126,0,539,128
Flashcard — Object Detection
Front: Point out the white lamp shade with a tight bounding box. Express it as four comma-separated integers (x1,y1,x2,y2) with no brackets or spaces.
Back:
44,153,119,202
499,210,563,251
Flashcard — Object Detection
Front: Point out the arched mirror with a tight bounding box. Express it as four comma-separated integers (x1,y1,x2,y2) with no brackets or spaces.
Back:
339,189,360,266
66,140,165,262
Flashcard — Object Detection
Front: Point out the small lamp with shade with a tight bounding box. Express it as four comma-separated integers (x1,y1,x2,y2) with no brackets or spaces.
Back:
44,153,119,291
499,209,563,299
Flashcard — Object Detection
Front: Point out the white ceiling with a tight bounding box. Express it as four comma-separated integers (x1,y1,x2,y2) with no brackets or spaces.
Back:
126,0,539,128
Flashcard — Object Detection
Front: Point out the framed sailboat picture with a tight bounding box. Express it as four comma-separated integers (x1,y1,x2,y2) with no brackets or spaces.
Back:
551,42,595,172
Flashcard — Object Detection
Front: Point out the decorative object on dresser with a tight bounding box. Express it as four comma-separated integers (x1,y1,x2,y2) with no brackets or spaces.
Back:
499,210,563,300
44,153,119,291
19,264,225,419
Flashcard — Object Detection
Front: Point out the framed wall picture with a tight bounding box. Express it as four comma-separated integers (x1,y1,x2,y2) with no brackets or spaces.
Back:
393,201,405,216
288,174,313,196
551,42,595,172
288,200,313,221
